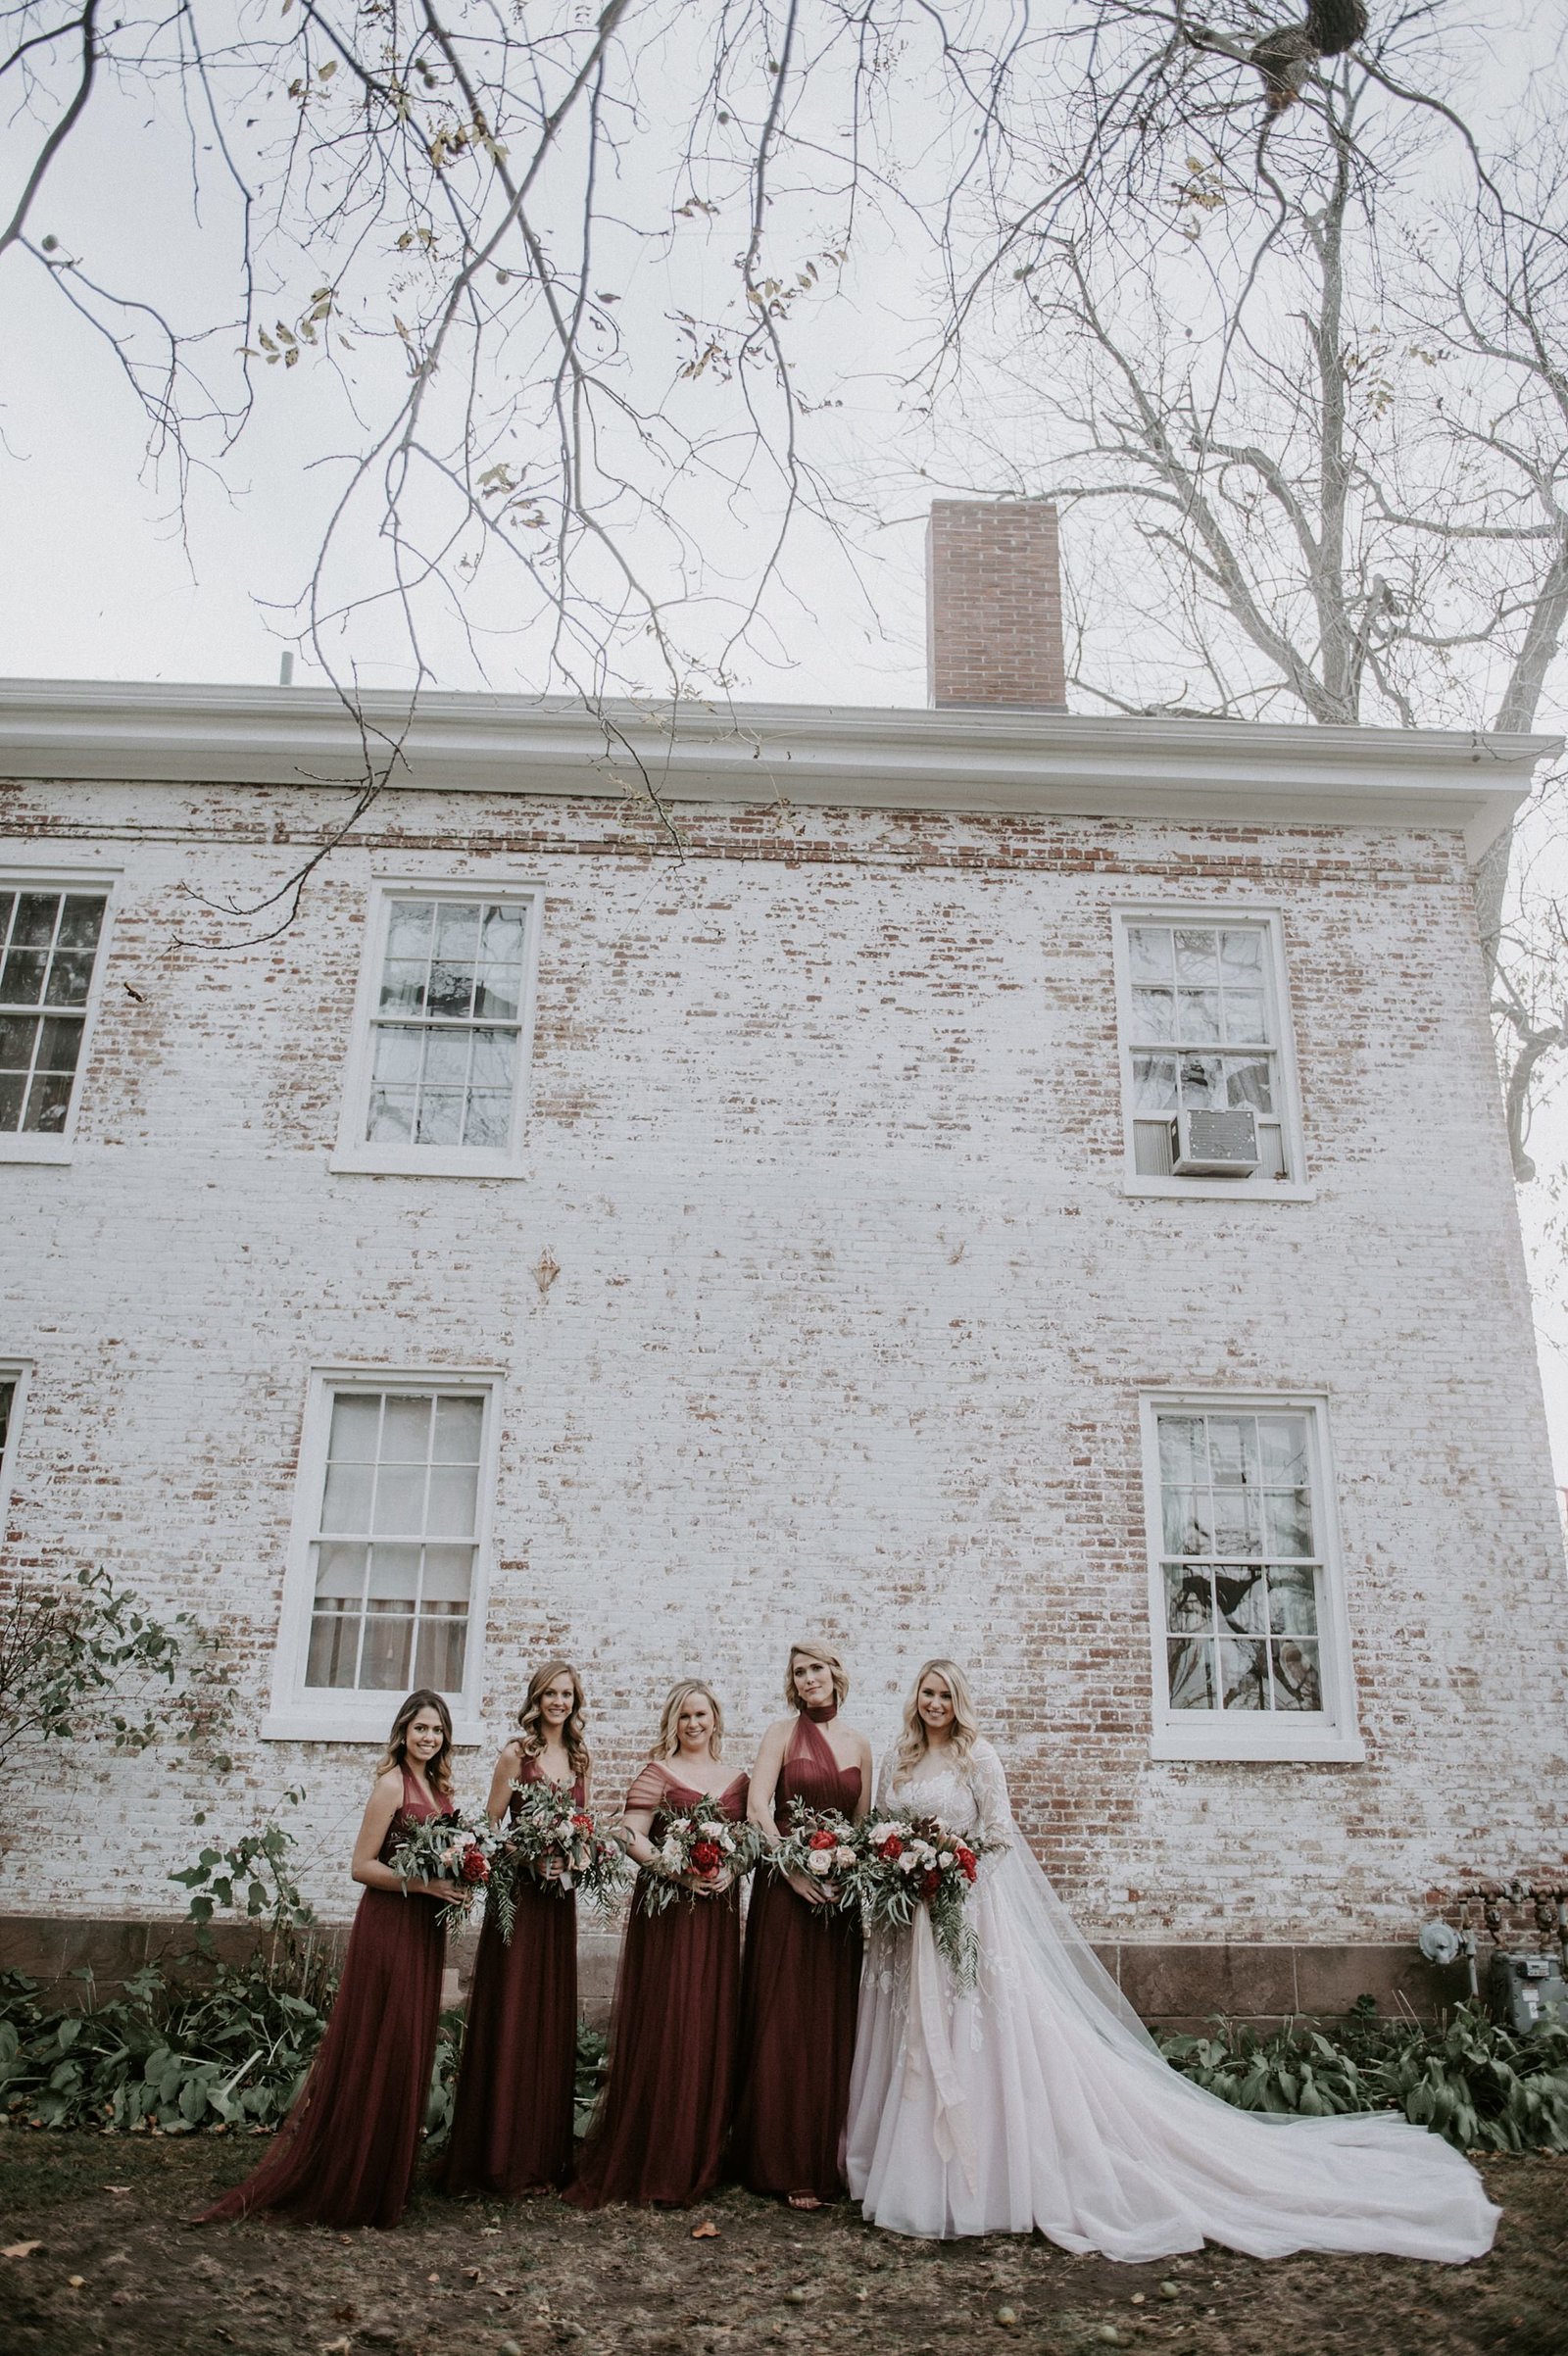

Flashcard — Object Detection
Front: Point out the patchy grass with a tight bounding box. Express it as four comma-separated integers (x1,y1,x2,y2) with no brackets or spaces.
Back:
0,2134,1563,2356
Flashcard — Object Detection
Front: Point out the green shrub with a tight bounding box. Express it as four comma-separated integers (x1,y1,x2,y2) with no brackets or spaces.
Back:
1158,1996,1568,2152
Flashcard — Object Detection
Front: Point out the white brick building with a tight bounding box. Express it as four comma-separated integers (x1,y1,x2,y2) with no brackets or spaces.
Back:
2,513,1565,2023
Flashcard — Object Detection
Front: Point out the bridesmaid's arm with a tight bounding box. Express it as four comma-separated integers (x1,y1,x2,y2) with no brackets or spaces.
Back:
616,1800,662,1869
484,1739,524,1826
853,1735,873,1823
350,1770,446,1899
749,1717,828,1907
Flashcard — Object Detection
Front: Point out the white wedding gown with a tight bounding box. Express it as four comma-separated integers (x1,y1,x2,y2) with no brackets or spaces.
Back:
844,1741,1498,2259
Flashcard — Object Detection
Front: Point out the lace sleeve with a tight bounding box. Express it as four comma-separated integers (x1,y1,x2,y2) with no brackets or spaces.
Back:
965,1740,1014,1863
873,1747,898,1810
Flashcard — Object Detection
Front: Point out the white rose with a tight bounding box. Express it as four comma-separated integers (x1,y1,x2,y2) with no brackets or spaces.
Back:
938,1852,954,1870
808,1851,835,1877
835,1846,857,1870
898,1855,917,1874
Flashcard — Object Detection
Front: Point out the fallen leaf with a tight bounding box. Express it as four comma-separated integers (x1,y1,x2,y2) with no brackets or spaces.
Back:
1,2242,41,2260
103,2184,132,2194
691,2220,720,2239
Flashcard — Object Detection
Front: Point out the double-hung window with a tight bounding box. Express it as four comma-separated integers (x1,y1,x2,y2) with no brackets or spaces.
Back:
333,880,543,1177
266,1368,501,1742
1141,1393,1362,1761
0,880,113,1160
1112,908,1306,1195
0,1361,29,1524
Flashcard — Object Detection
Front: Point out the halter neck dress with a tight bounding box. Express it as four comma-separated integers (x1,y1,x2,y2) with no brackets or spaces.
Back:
732,1711,864,2199
441,1755,585,2197
198,1767,447,2231
567,1763,749,2208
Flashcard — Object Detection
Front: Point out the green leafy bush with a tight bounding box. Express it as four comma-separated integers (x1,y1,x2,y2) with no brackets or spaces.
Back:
1158,1996,1568,2152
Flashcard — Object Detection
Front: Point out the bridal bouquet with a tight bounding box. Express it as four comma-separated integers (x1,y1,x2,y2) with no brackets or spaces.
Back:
488,1783,630,1939
641,1811,761,1913
770,1804,860,1906
390,1807,500,1930
848,1813,993,1988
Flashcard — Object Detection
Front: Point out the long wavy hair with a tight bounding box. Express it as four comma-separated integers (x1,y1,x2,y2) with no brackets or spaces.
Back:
784,1636,850,1713
515,1658,591,1782
376,1688,456,1798
895,1658,981,1769
653,1680,725,1762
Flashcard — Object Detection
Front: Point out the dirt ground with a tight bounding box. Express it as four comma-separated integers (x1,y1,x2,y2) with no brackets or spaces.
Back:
0,2135,1563,2356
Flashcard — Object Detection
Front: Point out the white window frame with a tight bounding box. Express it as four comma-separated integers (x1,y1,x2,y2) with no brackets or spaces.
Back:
1139,1389,1364,1763
0,1358,32,1529
1110,904,1311,1202
263,1364,504,1745
330,875,545,1179
0,865,122,1165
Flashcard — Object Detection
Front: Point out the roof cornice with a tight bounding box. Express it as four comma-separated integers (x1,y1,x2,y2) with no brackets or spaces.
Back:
0,677,1556,859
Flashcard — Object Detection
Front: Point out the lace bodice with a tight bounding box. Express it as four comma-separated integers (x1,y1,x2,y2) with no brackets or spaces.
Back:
877,1738,1012,1857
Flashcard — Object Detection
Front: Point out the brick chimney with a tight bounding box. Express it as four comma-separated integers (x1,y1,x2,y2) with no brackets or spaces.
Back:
926,499,1067,711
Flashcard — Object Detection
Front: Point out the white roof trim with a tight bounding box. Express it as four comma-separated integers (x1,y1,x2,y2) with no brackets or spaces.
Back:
0,678,1556,860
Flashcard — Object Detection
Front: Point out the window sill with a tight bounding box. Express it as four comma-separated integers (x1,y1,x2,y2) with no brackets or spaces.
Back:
1150,1727,1365,1765
262,1706,486,1747
0,1136,74,1165
328,1150,525,1181
1122,1177,1316,1203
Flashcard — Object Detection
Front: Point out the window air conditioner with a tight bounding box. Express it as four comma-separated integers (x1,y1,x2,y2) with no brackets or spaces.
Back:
1169,1106,1260,1177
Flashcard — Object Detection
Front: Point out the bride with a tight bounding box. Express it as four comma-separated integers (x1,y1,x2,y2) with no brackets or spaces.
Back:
844,1660,1498,2261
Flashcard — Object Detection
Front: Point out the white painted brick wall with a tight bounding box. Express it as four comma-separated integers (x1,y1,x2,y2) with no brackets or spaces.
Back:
1,776,1564,1946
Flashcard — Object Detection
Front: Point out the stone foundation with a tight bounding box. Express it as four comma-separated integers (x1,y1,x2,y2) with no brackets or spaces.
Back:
0,1914,1475,2032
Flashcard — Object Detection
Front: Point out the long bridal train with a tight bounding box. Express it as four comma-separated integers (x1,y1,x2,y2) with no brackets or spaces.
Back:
844,1740,1498,2261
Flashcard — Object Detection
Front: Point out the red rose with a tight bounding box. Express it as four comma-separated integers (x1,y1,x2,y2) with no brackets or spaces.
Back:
808,1830,838,1851
689,1841,722,1875
571,1813,593,1830
956,1845,977,1884
921,1868,941,1897
460,1848,490,1885
877,1834,904,1861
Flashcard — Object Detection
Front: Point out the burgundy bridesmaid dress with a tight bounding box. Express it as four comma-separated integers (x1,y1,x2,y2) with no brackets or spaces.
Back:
566,1764,749,2209
440,1760,583,2197
732,1712,864,2200
198,1769,447,2231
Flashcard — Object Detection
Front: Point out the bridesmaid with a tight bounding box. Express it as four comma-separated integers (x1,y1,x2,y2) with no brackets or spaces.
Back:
732,1638,870,2207
440,1660,590,2198
198,1690,455,2231
566,1680,749,2209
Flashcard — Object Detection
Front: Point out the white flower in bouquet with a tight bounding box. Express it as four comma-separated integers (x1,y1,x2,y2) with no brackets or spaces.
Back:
807,1849,836,1877
835,1845,857,1870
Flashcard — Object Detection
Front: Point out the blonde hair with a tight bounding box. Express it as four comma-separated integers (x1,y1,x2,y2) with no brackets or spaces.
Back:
376,1688,456,1798
784,1637,850,1713
653,1680,725,1762
516,1658,591,1782
896,1658,981,1768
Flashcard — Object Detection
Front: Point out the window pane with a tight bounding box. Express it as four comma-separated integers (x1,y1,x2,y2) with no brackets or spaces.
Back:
1157,1416,1204,1484
1132,1055,1177,1112
57,896,105,952
1213,1564,1267,1633
1131,988,1173,1042
0,1074,24,1129
415,1091,464,1147
382,1394,433,1460
360,1605,414,1689
1259,1416,1309,1484
1207,1417,1259,1488
473,972,520,1021
1266,1564,1319,1637
312,1541,368,1600
368,1089,415,1143
45,952,96,1008
434,902,481,960
1127,926,1173,982
385,899,434,958
1162,1487,1212,1555
368,1543,421,1599
432,1395,484,1463
371,1026,423,1085
328,1394,381,1459
24,1071,74,1133
426,1464,479,1538
426,962,476,1019
377,962,428,1016
469,1027,516,1091
479,905,526,967
415,1612,467,1690
421,1544,474,1602
421,1031,469,1089
1,949,47,1005
1271,1640,1322,1711
1175,1053,1222,1107
1219,928,1263,976
372,1465,426,1533
307,1607,362,1688
34,1015,83,1074
1167,1637,1216,1710
1263,1490,1313,1558
1174,929,1218,982
320,1462,374,1532
1176,989,1220,1041
1220,989,1267,1045
1212,1490,1261,1555
1163,1563,1212,1631
0,1013,36,1068
11,894,58,949
1224,1055,1274,1113
464,1090,512,1149
1218,1638,1268,1710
